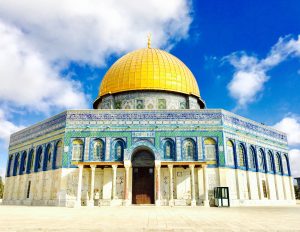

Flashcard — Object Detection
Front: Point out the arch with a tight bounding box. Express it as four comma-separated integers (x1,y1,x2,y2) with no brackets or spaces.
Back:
226,140,235,166
72,139,84,161
35,146,43,172
127,141,161,161
282,154,289,175
267,151,275,173
113,139,126,161
238,143,246,168
275,152,282,174
204,137,217,161
93,139,105,161
162,138,175,160
19,151,27,175
53,140,63,169
258,149,266,172
7,155,13,177
131,148,155,204
27,149,34,173
45,144,52,170
182,138,196,161
13,153,20,176
248,146,256,169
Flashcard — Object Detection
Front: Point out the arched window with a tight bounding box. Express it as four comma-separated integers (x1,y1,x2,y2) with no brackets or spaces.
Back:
7,155,13,177
27,149,34,173
275,153,282,174
114,140,125,161
258,149,266,172
54,141,63,168
35,147,43,171
20,151,27,174
93,139,105,161
249,146,256,169
13,153,20,176
238,144,246,167
226,140,235,166
72,139,84,161
282,154,289,175
163,139,175,160
204,138,217,161
182,139,196,160
267,151,274,173
45,144,52,170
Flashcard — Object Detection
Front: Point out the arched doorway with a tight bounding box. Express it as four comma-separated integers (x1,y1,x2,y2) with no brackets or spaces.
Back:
132,148,155,204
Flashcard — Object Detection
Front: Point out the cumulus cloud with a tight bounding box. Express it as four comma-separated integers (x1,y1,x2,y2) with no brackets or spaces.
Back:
226,35,300,108
0,109,24,145
0,0,192,66
289,149,300,177
0,20,89,113
274,115,300,146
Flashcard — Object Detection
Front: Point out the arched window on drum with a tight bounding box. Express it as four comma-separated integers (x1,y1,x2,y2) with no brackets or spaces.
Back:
114,139,125,161
267,151,275,173
258,149,266,172
248,146,256,170
163,139,175,160
182,139,196,161
226,140,235,166
72,139,84,161
238,144,246,168
204,138,217,161
93,139,105,161
54,141,63,168
275,153,282,174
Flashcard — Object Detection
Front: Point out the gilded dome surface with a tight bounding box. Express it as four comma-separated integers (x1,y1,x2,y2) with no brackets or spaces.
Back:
98,48,200,98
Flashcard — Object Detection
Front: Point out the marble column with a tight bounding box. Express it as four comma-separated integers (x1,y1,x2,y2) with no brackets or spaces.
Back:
75,164,83,207
168,164,174,206
203,164,209,207
282,175,287,200
190,164,196,206
256,172,263,200
155,161,161,206
111,165,118,201
88,165,96,207
124,161,131,206
274,174,279,200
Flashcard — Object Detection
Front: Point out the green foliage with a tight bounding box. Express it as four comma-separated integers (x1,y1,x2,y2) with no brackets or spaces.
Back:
0,176,4,199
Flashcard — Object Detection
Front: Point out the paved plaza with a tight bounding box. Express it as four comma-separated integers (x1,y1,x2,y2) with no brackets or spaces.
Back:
0,205,300,232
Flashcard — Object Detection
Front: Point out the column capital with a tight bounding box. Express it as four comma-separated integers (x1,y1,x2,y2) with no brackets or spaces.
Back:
189,164,195,169
124,160,132,168
202,164,207,169
167,164,173,169
155,160,161,168
90,165,96,170
112,164,118,170
78,164,84,169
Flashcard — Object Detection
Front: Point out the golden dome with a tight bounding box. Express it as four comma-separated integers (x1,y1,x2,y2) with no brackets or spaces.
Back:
97,48,200,98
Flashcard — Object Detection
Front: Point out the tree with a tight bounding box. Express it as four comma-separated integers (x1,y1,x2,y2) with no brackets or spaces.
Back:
0,176,4,199
295,185,300,200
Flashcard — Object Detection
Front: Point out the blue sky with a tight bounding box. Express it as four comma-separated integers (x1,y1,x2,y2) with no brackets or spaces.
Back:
0,0,299,178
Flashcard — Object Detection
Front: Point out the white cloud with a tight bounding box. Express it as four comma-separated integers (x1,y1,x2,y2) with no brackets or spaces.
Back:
289,149,300,177
0,20,89,113
0,0,192,66
274,116,300,146
227,35,300,108
0,110,24,145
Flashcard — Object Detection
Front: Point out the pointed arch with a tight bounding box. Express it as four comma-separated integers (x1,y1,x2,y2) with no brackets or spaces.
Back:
204,137,217,161
226,140,235,166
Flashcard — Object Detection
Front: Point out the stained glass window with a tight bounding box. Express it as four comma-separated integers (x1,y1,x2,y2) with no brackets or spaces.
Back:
183,139,195,160
275,153,282,174
226,140,234,166
204,138,217,160
114,140,124,160
258,149,266,171
72,139,84,161
164,140,174,159
55,141,63,168
94,139,104,160
249,146,256,169
238,144,245,167
267,151,274,172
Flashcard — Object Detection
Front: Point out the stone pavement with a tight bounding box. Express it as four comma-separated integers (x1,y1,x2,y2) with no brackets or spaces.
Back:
0,205,300,232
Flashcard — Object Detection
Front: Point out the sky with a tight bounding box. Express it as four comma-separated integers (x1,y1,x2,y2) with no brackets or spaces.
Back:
0,0,299,179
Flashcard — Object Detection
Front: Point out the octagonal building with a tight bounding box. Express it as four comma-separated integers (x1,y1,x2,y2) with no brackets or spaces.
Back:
3,44,295,207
